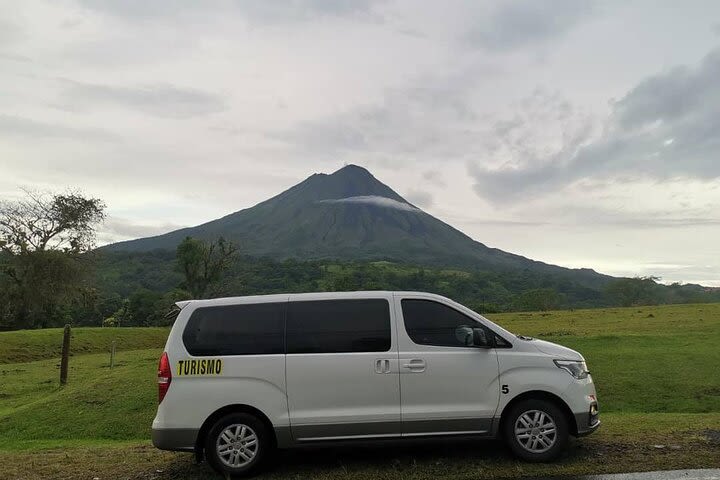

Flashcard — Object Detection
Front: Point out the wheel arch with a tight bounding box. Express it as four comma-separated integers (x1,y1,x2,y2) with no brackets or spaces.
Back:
498,390,578,436
194,404,277,461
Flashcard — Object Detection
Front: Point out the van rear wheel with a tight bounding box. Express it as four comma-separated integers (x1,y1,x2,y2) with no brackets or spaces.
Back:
503,399,569,462
205,413,270,478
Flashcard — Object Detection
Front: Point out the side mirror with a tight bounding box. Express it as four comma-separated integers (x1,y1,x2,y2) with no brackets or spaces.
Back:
472,328,491,348
455,325,474,346
455,325,492,348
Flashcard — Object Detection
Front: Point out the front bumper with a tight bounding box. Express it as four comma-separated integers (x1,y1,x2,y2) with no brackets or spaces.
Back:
574,402,600,436
152,427,198,451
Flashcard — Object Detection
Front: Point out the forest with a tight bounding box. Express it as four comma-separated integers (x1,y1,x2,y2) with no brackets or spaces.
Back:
2,191,719,330
55,247,720,329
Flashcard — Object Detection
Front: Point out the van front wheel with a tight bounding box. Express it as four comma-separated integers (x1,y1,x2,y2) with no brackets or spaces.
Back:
205,413,270,478
503,399,569,462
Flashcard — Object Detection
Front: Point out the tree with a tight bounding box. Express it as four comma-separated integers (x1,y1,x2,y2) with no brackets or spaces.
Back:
127,289,163,326
604,276,661,307
514,288,563,312
176,236,237,298
0,190,105,254
106,298,132,327
0,190,105,329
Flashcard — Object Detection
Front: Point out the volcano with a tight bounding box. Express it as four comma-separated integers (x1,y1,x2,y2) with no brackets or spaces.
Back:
104,165,608,287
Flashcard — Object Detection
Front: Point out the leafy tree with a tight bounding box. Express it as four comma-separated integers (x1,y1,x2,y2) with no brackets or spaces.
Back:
514,288,563,311
0,190,105,254
102,316,118,327
176,236,237,298
0,190,105,329
105,288,191,327
604,276,661,307
106,299,132,327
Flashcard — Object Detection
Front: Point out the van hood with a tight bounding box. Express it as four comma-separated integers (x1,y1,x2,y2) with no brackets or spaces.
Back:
530,339,583,360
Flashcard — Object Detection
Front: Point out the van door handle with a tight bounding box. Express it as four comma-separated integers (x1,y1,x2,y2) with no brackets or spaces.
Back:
402,359,426,372
375,359,392,374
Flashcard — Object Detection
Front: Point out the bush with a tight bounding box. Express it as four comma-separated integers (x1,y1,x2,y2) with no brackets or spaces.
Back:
102,317,118,327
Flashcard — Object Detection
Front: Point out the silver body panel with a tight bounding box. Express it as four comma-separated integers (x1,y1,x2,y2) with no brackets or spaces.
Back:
393,293,499,436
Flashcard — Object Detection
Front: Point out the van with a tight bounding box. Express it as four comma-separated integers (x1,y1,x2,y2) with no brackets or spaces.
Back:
152,291,599,477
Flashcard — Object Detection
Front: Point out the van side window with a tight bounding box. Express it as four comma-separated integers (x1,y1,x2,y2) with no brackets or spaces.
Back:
494,333,512,348
401,299,480,348
287,299,391,353
183,303,285,356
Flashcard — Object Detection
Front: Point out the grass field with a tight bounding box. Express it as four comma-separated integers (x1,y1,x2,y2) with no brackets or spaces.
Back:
1,303,719,479
0,327,169,364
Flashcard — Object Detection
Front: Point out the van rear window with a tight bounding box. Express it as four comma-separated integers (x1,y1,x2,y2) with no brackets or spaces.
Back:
183,303,285,356
286,299,391,354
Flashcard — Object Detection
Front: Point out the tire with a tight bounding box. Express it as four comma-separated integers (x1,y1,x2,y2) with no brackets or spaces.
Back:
503,399,569,462
204,413,271,478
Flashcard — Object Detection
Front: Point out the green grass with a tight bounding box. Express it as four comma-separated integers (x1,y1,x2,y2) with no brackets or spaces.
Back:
0,349,159,446
0,304,719,478
0,326,169,364
487,304,720,413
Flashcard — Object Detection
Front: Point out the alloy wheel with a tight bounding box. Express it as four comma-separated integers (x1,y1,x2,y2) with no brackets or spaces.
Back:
514,409,557,454
215,423,259,468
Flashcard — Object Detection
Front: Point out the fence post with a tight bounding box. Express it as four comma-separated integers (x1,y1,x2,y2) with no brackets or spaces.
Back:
110,340,116,369
60,324,71,385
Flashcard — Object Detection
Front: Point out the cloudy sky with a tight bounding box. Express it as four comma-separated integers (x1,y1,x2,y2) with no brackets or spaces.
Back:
1,0,719,286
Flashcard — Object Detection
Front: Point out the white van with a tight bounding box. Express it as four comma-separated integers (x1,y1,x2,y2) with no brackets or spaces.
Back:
152,291,599,477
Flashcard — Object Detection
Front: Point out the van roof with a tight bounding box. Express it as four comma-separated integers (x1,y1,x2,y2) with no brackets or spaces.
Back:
175,291,446,308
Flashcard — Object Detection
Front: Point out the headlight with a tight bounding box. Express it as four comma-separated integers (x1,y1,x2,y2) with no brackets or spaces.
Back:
554,359,589,379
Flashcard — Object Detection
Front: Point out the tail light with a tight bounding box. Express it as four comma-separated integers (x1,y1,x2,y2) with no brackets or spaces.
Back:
158,352,172,404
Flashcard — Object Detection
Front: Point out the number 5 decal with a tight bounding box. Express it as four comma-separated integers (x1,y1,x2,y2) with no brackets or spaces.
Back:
501,385,509,394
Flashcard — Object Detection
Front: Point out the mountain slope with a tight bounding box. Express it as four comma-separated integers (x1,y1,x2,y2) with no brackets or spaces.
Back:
104,165,609,287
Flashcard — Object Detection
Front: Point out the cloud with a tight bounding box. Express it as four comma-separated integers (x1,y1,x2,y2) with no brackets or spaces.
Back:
60,17,85,30
463,0,595,51
479,87,597,171
0,115,119,142
58,81,227,118
541,204,720,229
78,0,203,20
233,0,386,23
80,0,386,23
276,65,492,163
0,53,32,63
317,195,419,212
469,47,720,202
422,170,445,186
0,17,22,48
634,262,720,287
404,189,433,208
100,216,186,241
